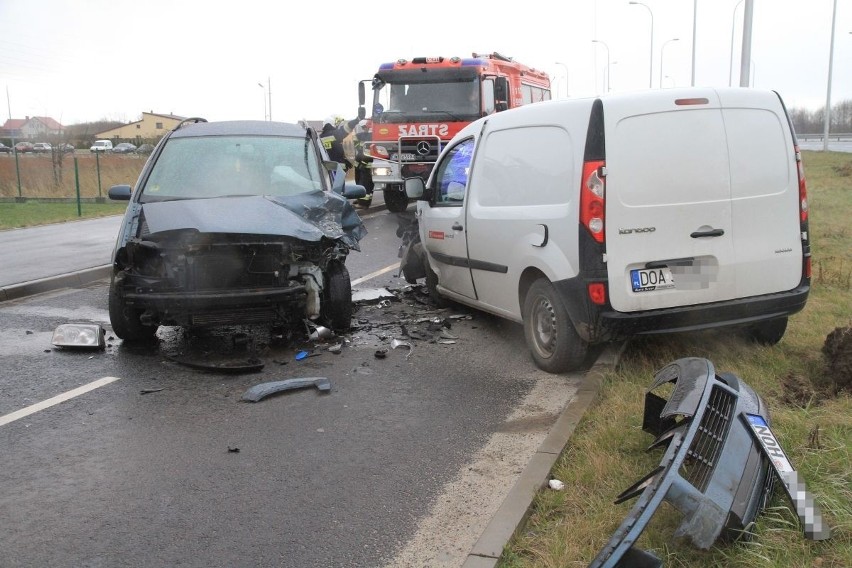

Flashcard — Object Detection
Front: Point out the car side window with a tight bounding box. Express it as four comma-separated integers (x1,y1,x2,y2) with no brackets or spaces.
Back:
433,137,474,205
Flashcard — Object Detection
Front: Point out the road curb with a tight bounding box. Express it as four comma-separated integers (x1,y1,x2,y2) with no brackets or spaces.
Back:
462,342,626,567
0,265,111,302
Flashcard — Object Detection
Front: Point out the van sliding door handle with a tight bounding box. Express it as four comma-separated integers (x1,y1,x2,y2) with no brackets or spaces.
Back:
452,223,464,231
690,228,725,238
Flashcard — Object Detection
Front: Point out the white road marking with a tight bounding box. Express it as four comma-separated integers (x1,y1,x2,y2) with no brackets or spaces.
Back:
352,263,399,286
0,376,122,427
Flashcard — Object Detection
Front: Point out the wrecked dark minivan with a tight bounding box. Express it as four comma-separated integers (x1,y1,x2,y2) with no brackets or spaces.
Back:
107,118,367,341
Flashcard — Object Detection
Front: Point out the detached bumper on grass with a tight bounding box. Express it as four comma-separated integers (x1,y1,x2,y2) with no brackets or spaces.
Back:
589,357,829,568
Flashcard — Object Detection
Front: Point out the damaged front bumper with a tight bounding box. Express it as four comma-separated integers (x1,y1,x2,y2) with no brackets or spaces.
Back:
589,357,829,568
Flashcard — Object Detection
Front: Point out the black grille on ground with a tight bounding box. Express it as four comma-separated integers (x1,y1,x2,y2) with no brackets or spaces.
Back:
682,385,736,492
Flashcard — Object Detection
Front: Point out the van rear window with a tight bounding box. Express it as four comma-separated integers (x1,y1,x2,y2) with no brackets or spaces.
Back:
474,126,574,207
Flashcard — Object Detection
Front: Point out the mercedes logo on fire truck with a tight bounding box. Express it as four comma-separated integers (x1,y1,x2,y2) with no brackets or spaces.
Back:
416,141,431,156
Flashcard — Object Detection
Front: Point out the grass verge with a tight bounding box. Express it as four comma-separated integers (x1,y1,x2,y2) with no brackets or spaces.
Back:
0,201,128,230
500,151,852,568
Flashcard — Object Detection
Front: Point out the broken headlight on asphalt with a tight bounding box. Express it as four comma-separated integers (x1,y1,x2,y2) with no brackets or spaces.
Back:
51,323,106,349
589,357,829,568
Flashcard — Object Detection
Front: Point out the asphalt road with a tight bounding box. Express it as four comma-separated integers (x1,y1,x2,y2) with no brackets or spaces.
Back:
0,202,603,567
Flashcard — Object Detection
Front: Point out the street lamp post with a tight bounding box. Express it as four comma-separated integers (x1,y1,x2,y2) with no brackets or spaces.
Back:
823,0,838,151
591,40,610,93
257,82,267,120
629,1,654,88
555,61,570,98
660,38,679,88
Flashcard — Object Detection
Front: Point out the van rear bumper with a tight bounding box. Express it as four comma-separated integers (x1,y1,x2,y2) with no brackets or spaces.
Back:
597,284,810,338
555,278,809,342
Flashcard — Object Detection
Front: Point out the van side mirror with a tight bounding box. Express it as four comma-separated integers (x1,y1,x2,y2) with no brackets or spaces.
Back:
404,177,432,201
342,183,366,199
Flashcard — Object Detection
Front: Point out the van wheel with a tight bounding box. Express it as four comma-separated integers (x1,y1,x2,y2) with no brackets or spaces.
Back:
321,261,352,332
523,279,588,373
424,258,447,308
108,278,157,342
746,317,788,345
383,185,409,213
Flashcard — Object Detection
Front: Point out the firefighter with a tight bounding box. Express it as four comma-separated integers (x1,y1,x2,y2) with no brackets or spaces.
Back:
320,115,359,170
352,120,374,209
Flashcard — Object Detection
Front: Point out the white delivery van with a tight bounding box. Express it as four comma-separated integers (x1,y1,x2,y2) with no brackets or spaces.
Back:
402,88,811,373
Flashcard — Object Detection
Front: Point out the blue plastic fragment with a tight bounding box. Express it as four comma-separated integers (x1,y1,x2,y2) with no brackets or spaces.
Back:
295,351,309,361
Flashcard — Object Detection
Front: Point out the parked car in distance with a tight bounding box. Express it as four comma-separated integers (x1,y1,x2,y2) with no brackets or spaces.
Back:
113,142,137,154
134,143,155,155
90,140,113,152
58,143,75,154
106,118,368,342
14,141,34,153
33,142,52,153
0,142,12,154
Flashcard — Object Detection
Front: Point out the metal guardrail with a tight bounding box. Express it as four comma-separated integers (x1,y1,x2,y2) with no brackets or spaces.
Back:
797,133,852,141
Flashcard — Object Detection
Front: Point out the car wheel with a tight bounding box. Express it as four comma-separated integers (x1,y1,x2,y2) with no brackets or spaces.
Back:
321,261,352,332
522,278,588,373
108,276,157,342
424,257,447,308
383,185,409,213
745,317,788,345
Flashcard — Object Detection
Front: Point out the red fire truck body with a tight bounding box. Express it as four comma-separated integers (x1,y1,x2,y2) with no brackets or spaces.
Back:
357,53,551,212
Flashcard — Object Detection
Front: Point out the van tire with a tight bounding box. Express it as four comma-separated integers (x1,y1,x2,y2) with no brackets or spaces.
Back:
746,317,788,345
523,279,588,373
383,185,409,213
425,259,447,308
108,278,157,342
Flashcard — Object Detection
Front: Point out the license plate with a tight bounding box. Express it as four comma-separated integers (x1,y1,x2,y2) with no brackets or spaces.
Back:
630,267,675,292
391,153,417,161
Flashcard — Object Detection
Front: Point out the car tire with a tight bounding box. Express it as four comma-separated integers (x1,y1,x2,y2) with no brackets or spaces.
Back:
745,317,788,345
108,276,157,342
383,185,409,213
321,261,352,332
522,278,588,373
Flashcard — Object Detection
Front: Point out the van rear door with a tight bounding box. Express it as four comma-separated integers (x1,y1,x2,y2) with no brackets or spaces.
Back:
603,89,799,314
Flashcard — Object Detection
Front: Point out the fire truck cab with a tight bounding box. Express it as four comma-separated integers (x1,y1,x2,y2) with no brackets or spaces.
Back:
357,53,551,212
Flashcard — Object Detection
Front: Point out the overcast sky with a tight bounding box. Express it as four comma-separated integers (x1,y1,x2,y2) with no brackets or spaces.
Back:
1,0,849,126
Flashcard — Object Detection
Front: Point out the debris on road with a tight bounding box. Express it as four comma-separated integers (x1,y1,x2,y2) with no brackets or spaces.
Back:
548,479,565,491
352,288,397,304
168,356,264,374
139,388,165,395
390,338,413,359
241,377,332,402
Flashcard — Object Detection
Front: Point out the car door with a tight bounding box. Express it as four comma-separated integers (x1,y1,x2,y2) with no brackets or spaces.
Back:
418,137,477,300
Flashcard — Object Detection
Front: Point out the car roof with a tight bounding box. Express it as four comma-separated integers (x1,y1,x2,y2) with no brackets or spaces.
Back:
170,120,310,139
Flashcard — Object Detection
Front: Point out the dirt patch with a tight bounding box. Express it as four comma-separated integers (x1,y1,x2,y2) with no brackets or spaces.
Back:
822,325,852,392
779,372,820,408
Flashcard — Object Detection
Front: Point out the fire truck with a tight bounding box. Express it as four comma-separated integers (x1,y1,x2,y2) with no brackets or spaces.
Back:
356,53,551,212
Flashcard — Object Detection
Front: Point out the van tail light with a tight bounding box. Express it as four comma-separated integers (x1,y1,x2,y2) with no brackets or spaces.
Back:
588,282,607,305
795,146,808,224
804,256,812,279
581,160,606,243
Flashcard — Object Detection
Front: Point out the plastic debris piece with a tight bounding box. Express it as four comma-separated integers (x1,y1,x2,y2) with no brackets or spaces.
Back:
309,326,334,340
437,339,457,345
391,338,413,359
295,351,309,361
548,479,565,491
241,377,332,402
168,356,264,374
327,343,343,354
374,349,388,359
440,330,459,340
228,446,240,453
352,288,396,303
140,388,165,395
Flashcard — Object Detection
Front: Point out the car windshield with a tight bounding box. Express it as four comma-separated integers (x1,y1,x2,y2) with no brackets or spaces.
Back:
373,78,480,123
139,135,325,202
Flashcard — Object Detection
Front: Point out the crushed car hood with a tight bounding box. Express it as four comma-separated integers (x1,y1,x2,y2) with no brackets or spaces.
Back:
138,193,367,249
